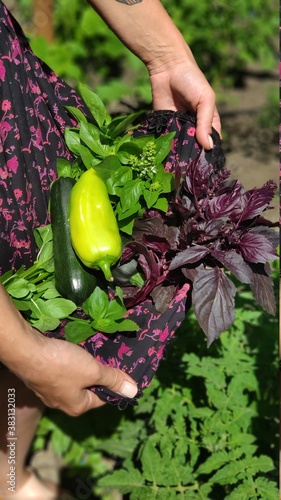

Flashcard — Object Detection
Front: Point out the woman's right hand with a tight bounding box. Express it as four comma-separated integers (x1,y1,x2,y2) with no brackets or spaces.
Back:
0,284,138,416
20,327,138,415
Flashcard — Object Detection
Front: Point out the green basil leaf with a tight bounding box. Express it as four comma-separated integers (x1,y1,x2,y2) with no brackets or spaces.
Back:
83,286,109,320
0,269,14,285
56,158,72,178
116,151,134,165
115,286,125,304
120,179,143,212
12,299,32,312
114,133,132,150
115,318,139,332
41,282,62,299
64,128,81,155
117,202,141,221
129,135,156,150
92,317,117,333
36,298,76,319
6,278,36,298
107,166,133,195
117,216,135,235
143,188,162,209
31,315,60,333
152,196,168,212
107,110,143,138
64,105,87,124
105,300,127,320
154,132,175,163
77,84,108,129
154,169,174,193
64,320,94,344
79,122,105,157
34,224,53,250
94,155,122,184
78,144,96,169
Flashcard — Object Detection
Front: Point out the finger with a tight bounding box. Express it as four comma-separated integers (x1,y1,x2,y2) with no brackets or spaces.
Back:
195,92,217,150
65,388,106,416
211,106,222,138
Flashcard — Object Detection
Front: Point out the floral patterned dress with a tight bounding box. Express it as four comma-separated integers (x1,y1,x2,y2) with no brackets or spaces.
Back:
0,1,224,409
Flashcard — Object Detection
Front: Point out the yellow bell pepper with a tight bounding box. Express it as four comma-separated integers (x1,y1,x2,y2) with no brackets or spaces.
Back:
69,168,122,281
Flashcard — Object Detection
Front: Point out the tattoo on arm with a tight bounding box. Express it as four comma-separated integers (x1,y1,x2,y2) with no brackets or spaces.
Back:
116,0,143,4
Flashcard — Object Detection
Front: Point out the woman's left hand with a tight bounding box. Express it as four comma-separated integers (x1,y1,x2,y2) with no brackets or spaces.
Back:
149,55,221,150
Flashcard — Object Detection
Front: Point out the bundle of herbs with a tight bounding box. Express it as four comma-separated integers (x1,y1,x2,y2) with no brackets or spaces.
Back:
2,85,278,348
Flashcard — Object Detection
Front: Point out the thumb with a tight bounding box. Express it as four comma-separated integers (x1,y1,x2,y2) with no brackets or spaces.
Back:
88,358,138,399
96,363,138,398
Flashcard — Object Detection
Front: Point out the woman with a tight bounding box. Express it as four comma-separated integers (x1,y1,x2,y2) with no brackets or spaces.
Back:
0,0,221,497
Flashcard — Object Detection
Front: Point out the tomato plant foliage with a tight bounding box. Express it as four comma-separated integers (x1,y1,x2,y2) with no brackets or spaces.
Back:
32,271,279,498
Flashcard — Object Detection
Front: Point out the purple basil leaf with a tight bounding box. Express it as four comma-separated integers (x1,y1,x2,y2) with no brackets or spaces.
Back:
249,226,279,248
238,232,279,264
133,216,180,251
150,284,177,313
121,241,161,307
207,181,245,220
211,249,253,284
196,218,229,242
250,266,276,315
192,267,236,346
169,245,210,270
182,266,201,282
239,181,277,221
184,150,212,199
142,234,171,254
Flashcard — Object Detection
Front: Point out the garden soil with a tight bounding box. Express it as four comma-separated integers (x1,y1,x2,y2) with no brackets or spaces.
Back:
28,68,279,499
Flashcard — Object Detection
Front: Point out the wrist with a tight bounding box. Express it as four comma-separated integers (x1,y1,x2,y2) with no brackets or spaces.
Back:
146,45,195,76
0,285,50,379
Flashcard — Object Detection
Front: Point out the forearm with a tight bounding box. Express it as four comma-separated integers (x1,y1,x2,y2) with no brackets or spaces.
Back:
0,284,45,376
87,0,194,73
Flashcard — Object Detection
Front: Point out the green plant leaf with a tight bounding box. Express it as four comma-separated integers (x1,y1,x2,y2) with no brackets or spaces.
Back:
56,158,73,178
38,298,77,319
98,468,144,494
211,455,275,486
64,105,88,124
105,299,126,320
78,144,96,169
154,132,175,163
120,179,143,212
64,320,94,344
83,286,109,320
94,155,123,184
79,121,105,157
6,278,36,299
108,110,144,138
31,315,60,332
78,83,109,128
152,196,168,212
143,188,162,209
115,318,139,332
117,201,141,222
64,128,81,155
226,477,279,500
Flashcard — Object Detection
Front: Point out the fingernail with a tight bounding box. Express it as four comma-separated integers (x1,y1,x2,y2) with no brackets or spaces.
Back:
119,381,138,399
208,135,214,149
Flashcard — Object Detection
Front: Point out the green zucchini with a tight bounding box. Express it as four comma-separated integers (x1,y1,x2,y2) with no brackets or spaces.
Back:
50,176,97,305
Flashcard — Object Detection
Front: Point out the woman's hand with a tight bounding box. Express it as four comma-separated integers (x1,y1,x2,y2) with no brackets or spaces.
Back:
88,0,221,150
0,284,138,416
149,57,221,150
20,328,138,416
